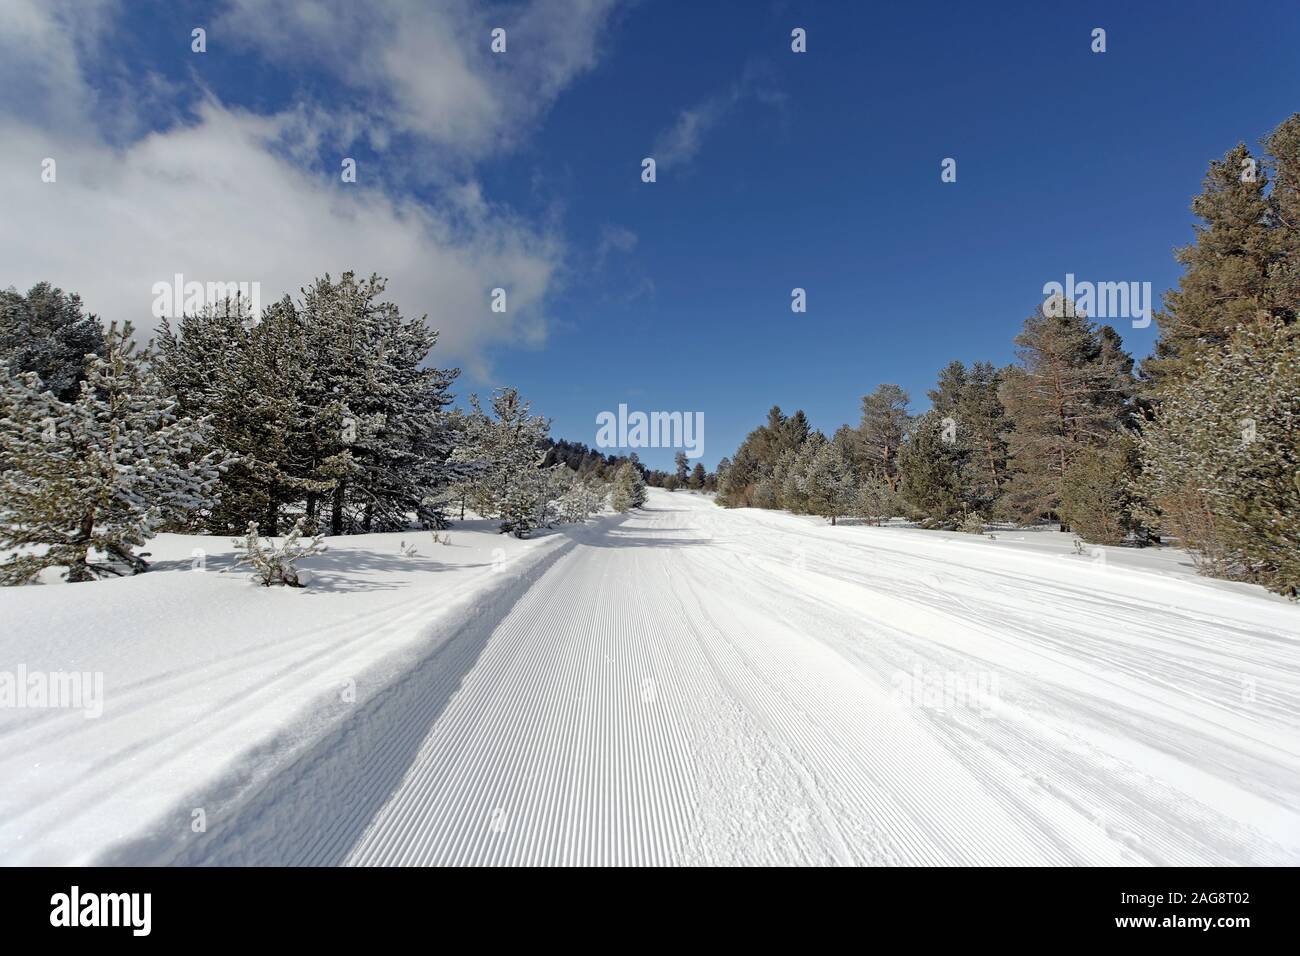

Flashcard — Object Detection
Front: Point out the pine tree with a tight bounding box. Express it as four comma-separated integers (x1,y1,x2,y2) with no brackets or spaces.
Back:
954,361,1009,515
292,273,461,535
0,282,106,400
859,384,910,492
674,450,688,484
0,323,223,584
1135,324,1300,594
1060,440,1139,546
713,456,733,502
712,408,803,509
1146,142,1275,382
454,387,550,536
1263,113,1300,327
852,475,894,526
555,470,606,522
776,435,823,513
831,424,867,484
155,297,330,535
610,460,646,512
688,462,706,489
799,439,856,525
998,304,1136,526
897,411,964,526
927,361,968,417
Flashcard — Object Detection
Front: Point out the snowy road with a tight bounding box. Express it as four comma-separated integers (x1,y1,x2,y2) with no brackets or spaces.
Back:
343,491,1300,866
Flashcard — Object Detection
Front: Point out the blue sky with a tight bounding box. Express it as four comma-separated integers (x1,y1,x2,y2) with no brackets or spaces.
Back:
3,1,1299,469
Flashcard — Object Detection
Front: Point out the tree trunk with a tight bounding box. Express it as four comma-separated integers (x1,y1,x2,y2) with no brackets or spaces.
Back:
67,509,96,583
264,498,278,537
331,482,345,536
985,438,1000,491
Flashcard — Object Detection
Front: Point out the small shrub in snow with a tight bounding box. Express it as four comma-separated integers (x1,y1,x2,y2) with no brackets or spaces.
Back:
958,512,986,535
232,518,326,587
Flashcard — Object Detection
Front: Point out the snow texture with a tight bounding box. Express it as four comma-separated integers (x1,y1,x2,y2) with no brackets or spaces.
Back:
1,490,1297,865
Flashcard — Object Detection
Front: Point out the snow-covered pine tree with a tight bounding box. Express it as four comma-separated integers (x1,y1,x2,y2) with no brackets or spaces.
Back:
153,299,247,419
533,461,572,529
831,424,867,485
0,282,106,401
452,387,550,537
555,470,606,523
156,296,329,535
446,405,491,520
712,456,732,502
853,475,894,526
1135,323,1300,595
715,442,761,507
774,444,806,512
224,297,332,534
628,458,647,508
610,460,646,512
799,438,856,525
583,474,609,516
290,273,462,535
611,463,634,512
555,471,585,523
0,322,223,584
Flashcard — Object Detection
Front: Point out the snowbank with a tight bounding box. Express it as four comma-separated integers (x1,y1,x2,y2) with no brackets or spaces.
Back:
0,519,581,864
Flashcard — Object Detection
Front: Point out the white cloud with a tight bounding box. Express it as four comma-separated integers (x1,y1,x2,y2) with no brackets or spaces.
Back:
0,102,562,378
0,0,119,133
0,0,625,376
595,224,638,264
217,0,622,161
653,62,786,170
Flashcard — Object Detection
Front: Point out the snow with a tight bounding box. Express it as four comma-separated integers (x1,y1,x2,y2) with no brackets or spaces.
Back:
2,488,1298,865
0,519,573,864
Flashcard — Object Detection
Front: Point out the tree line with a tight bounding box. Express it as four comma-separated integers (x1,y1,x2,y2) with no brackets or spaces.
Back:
0,272,650,584
715,114,1300,598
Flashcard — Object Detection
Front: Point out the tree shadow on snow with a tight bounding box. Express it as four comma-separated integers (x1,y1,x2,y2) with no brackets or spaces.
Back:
573,529,711,549
557,513,709,550
150,549,490,594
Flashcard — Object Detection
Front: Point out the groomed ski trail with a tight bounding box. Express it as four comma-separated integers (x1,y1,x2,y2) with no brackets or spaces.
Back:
343,492,1300,866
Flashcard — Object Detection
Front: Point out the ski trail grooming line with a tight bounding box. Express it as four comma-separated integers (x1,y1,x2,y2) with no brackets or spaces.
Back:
93,533,579,866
